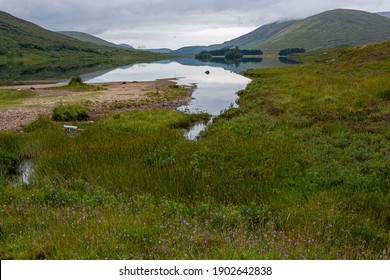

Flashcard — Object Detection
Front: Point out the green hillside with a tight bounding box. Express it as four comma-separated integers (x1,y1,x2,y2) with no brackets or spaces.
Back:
252,9,390,52
0,10,164,83
58,31,123,49
220,20,299,49
0,11,162,66
172,21,298,54
177,9,390,55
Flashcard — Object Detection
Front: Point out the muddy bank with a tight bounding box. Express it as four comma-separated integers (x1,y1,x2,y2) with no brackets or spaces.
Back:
0,79,195,131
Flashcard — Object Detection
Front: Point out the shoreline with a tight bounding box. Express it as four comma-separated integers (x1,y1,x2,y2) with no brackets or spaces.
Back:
0,79,196,131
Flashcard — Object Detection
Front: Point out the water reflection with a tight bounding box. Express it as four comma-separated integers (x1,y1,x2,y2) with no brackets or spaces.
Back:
184,121,209,141
0,61,124,85
197,57,263,69
175,57,298,73
278,57,303,64
19,160,33,185
83,57,304,138
85,60,252,116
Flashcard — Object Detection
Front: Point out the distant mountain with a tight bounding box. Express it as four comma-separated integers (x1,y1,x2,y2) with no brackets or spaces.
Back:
144,48,173,54
377,11,390,18
174,9,390,54
58,32,138,51
58,32,190,55
58,31,123,49
172,46,212,55
118,43,135,49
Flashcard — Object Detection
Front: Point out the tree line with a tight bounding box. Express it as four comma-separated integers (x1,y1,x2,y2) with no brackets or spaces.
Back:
195,46,263,60
278,48,306,56
195,46,306,60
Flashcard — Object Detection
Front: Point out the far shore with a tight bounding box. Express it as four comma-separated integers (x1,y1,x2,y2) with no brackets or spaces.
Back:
0,79,195,131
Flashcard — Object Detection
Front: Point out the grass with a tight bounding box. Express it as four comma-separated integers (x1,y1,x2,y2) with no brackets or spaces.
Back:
0,42,389,260
0,89,35,107
146,85,190,101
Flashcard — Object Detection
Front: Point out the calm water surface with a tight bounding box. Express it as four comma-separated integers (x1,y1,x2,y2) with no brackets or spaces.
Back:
85,59,252,115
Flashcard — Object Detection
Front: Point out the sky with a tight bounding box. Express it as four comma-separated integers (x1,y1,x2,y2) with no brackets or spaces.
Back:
0,0,389,50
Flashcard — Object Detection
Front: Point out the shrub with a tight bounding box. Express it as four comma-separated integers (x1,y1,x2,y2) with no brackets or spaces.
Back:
68,76,84,86
52,105,89,122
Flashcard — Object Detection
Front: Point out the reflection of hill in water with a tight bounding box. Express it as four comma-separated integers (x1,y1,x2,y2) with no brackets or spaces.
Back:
208,57,263,67
164,58,263,72
1,56,303,85
0,61,123,85
278,57,303,64
158,57,301,73
80,68,118,81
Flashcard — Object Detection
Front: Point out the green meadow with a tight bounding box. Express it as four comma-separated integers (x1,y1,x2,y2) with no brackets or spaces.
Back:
0,42,389,259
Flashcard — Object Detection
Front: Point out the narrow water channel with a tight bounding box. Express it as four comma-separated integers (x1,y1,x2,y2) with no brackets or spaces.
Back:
19,159,33,185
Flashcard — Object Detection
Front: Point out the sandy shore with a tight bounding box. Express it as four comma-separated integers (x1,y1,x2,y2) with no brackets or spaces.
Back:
0,79,195,131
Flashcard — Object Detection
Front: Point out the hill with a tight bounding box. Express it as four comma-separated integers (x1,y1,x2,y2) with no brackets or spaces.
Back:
0,11,161,66
174,9,390,54
254,9,390,52
171,20,297,55
145,48,173,54
58,31,124,49
118,44,135,49
59,32,138,51
172,45,214,55
217,20,299,50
